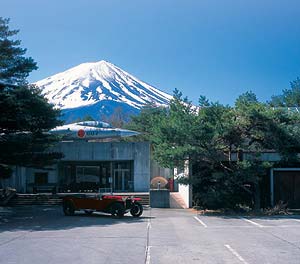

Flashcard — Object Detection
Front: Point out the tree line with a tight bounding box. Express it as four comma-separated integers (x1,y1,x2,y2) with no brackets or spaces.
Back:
126,87,300,210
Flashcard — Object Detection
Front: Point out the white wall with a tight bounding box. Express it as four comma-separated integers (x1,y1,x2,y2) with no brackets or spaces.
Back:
174,160,192,208
178,183,192,208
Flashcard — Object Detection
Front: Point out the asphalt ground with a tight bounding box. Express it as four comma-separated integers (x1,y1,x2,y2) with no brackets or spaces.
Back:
1,206,300,264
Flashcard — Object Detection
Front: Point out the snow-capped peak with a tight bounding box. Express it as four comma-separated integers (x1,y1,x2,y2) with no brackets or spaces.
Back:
35,60,172,111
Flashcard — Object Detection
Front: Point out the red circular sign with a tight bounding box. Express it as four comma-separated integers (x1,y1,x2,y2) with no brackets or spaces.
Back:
77,129,86,138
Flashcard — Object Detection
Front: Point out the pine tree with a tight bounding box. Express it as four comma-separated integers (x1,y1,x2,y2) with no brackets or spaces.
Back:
269,77,300,107
0,17,63,179
128,89,300,209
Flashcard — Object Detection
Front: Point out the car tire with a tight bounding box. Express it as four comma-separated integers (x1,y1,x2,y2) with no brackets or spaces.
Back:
63,201,75,216
84,210,93,215
130,202,143,217
111,203,125,218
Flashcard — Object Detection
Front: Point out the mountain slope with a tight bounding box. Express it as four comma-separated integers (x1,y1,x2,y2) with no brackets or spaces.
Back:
35,60,172,123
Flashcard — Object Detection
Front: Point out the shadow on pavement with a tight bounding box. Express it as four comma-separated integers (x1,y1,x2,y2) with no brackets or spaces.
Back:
0,205,155,233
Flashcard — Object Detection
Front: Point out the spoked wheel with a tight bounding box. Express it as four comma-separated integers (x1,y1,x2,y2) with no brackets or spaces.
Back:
111,203,125,218
63,201,75,216
130,202,143,217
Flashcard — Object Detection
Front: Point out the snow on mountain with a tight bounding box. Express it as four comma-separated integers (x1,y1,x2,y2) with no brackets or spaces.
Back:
35,60,172,122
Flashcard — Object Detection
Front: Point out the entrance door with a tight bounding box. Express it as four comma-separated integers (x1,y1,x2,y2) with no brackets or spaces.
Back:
114,169,130,192
274,171,300,208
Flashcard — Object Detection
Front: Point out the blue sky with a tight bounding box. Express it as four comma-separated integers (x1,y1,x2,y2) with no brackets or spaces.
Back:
2,0,300,105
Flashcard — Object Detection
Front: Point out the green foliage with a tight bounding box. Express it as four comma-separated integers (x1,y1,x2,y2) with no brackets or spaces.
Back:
198,95,210,107
154,92,197,167
0,17,62,177
0,85,61,133
128,88,300,209
269,77,300,107
125,102,167,142
235,91,258,107
0,17,37,84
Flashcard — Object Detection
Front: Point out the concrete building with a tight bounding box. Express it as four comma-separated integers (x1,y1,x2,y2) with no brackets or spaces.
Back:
2,141,151,193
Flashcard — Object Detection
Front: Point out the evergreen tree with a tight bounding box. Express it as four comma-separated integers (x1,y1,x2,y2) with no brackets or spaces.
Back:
235,91,258,107
269,77,300,107
128,89,300,209
0,17,62,179
125,102,167,142
0,18,37,85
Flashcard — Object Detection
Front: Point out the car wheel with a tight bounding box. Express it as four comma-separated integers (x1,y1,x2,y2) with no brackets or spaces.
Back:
111,203,125,217
63,201,75,216
130,202,143,217
84,210,93,215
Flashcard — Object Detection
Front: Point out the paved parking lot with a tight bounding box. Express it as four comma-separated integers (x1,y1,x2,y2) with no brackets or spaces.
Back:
189,214,300,264
1,206,300,263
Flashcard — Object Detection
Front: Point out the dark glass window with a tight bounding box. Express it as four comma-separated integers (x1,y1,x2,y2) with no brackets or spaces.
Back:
34,172,48,185
76,166,100,183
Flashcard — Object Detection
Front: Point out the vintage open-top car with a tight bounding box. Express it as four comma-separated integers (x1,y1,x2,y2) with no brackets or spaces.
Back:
62,190,143,218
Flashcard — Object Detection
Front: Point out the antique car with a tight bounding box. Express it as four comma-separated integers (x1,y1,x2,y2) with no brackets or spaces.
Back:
62,192,143,218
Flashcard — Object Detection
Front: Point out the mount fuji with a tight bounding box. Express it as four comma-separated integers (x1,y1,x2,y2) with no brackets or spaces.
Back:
35,60,172,123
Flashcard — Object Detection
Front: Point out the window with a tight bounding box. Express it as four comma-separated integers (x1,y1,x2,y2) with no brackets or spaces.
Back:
113,161,131,170
76,166,100,183
34,172,48,185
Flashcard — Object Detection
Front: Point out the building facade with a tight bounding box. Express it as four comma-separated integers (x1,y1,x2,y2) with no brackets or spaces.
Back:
2,141,151,193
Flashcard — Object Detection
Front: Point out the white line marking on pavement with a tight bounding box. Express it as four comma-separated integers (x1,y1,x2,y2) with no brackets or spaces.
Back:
145,214,151,264
225,244,248,264
292,219,300,223
145,246,151,264
193,216,208,227
239,217,264,228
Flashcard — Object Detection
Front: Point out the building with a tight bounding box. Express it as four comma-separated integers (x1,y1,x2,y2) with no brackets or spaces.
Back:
2,141,151,193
